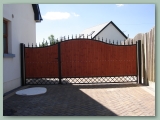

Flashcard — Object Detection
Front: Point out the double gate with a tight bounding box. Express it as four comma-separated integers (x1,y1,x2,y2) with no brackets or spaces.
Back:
20,39,141,85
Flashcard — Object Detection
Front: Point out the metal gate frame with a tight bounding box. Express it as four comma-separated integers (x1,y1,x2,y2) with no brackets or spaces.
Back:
20,40,142,85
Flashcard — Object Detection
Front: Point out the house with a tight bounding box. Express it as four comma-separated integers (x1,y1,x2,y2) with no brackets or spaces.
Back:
3,4,42,94
80,21,128,44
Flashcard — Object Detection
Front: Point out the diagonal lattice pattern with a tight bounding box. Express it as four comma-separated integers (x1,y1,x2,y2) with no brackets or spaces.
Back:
62,76,137,84
26,78,59,85
25,76,137,85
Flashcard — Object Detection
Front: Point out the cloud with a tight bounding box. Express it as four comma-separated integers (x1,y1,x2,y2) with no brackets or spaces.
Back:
116,4,124,7
42,12,80,20
72,12,80,17
42,12,71,20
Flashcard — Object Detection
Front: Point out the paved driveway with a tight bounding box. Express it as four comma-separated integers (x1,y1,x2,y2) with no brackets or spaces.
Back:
3,83,155,116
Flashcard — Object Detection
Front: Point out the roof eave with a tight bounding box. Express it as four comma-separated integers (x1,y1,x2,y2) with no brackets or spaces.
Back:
110,21,128,39
92,21,128,39
32,4,43,23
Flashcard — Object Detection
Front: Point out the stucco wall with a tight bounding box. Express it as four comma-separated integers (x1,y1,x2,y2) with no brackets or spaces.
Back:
95,23,127,44
3,4,36,94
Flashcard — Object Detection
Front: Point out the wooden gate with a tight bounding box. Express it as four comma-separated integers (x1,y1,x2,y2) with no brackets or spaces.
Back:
20,39,141,85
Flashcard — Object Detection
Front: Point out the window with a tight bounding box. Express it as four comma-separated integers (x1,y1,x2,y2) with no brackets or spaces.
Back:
3,20,8,53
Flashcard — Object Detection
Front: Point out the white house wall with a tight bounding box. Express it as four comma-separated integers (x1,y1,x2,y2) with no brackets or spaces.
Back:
3,4,36,94
95,23,126,44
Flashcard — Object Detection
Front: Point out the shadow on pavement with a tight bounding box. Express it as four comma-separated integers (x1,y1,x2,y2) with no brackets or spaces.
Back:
3,84,122,116
67,82,142,89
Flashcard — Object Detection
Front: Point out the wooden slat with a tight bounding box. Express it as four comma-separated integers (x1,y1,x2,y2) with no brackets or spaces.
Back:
25,45,58,78
61,39,137,77
124,26,155,82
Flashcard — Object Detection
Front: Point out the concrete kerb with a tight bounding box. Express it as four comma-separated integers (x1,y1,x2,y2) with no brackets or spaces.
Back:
139,81,155,96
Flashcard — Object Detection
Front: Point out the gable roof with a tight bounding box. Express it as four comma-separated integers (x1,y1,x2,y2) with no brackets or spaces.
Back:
32,4,43,22
80,21,128,39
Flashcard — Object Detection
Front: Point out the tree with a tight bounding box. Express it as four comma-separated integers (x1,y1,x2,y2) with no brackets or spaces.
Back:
45,40,48,46
42,39,49,46
42,38,45,46
39,42,42,47
39,34,55,47
39,38,47,47
48,34,55,45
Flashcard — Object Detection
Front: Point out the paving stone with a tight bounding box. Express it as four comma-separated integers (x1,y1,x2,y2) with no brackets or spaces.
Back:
3,84,155,116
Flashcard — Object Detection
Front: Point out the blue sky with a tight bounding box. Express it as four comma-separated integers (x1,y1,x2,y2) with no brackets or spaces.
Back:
36,4,155,44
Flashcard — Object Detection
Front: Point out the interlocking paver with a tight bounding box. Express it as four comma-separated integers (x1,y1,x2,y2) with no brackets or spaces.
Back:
3,83,155,116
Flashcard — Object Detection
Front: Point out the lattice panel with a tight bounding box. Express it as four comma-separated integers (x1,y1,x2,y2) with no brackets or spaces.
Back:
61,76,137,84
26,78,59,85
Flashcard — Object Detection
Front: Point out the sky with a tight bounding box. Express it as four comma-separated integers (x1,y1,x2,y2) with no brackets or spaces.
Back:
36,4,155,44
